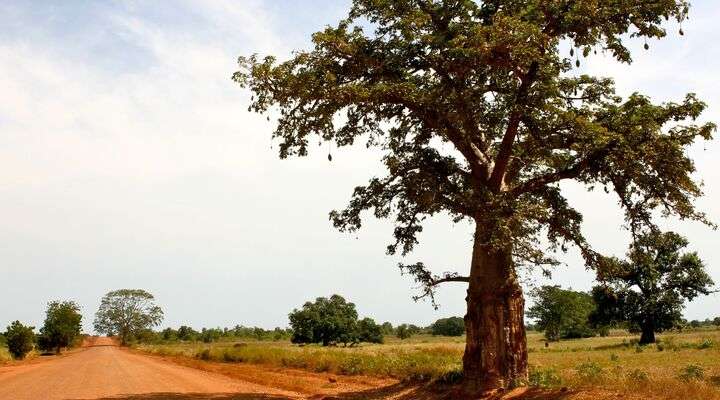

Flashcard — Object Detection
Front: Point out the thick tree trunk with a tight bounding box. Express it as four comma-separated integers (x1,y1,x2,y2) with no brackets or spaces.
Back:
639,323,656,345
462,226,528,394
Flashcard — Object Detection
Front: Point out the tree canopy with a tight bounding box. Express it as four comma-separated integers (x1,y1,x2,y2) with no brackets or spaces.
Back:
431,316,465,336
527,285,596,341
37,301,83,354
4,321,35,360
288,294,378,346
93,289,164,345
234,0,713,391
590,231,714,344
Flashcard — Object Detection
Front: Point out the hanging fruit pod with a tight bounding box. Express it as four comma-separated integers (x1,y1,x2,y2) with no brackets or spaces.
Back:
570,48,575,57
576,59,580,68
328,153,333,162
644,42,649,50
679,28,685,36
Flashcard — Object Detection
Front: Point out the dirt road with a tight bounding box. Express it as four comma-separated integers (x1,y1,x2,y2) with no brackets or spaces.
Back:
0,338,299,400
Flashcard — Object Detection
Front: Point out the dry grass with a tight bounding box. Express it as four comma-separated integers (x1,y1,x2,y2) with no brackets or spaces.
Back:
0,346,11,363
137,328,720,400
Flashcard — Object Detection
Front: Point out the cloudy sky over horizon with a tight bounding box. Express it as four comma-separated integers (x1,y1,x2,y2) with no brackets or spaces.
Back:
1,1,718,333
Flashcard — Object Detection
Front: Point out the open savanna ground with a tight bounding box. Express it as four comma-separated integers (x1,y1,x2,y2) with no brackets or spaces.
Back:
135,328,720,400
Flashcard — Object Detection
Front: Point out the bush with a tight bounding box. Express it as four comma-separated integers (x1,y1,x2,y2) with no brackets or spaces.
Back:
529,366,562,387
356,317,384,344
575,361,605,382
4,321,35,359
678,364,705,382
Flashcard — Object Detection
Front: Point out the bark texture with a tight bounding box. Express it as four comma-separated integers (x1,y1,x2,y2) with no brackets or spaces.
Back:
462,226,528,393
639,323,656,345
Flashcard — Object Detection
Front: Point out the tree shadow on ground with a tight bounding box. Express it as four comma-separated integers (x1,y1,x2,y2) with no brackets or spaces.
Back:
68,393,293,400
69,386,577,400
312,382,578,400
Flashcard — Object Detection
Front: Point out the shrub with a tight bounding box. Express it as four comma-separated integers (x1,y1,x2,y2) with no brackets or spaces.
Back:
4,321,35,359
356,317,384,344
575,361,605,382
529,366,562,387
678,364,705,382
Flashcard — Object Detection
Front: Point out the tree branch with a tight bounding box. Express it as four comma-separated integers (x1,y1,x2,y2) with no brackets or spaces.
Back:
488,62,539,191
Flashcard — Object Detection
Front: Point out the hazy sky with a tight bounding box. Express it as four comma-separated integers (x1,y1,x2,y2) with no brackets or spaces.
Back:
1,1,718,333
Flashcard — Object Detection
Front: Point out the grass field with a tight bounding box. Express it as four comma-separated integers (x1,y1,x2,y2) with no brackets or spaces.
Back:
137,328,720,399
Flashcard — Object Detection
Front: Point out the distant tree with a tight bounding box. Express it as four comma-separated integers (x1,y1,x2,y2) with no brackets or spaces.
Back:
590,232,714,344
689,320,701,328
93,289,164,345
289,294,359,346
37,301,83,354
161,328,178,341
713,317,720,327
177,325,198,341
235,0,711,392
396,324,412,340
431,317,465,337
356,317,384,344
4,321,35,359
380,322,394,335
527,286,595,341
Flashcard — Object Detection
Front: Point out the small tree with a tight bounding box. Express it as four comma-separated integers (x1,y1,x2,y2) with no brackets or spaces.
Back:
396,324,412,340
177,325,198,341
93,289,164,345
356,317,384,343
431,317,465,337
4,321,35,359
590,231,714,344
37,301,83,354
713,317,720,327
380,322,394,335
289,294,359,346
527,286,595,341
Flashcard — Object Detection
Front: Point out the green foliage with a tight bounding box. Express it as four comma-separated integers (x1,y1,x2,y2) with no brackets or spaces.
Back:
4,321,35,359
177,325,199,341
529,366,562,388
590,232,714,344
380,322,394,335
356,317,384,344
396,324,413,340
575,361,605,382
234,0,713,311
431,317,465,337
288,294,362,346
37,301,83,354
527,286,596,341
93,289,164,345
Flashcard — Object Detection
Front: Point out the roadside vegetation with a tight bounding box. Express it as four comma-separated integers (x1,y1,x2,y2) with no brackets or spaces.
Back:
136,328,720,399
1,299,84,362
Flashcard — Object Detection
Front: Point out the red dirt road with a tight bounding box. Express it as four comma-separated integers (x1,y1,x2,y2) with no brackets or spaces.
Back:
0,338,299,400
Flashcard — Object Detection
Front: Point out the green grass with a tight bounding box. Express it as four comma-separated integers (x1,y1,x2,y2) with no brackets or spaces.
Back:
138,329,720,399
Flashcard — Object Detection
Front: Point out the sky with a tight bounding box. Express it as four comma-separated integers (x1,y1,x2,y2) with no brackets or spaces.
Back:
0,1,718,333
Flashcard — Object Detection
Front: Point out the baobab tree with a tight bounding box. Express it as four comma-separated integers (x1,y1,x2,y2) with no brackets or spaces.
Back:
234,0,714,393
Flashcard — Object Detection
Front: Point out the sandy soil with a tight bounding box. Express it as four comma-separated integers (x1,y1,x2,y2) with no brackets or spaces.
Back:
0,337,300,400
0,337,642,400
